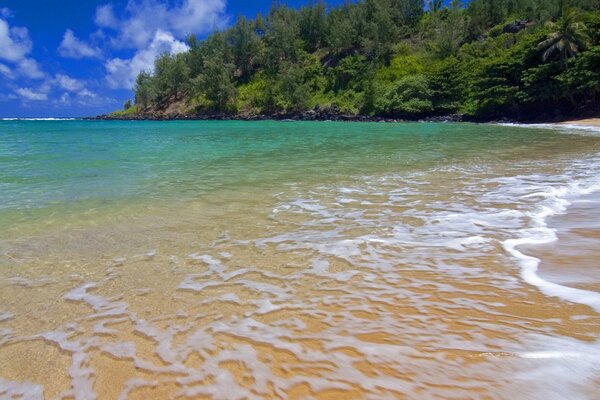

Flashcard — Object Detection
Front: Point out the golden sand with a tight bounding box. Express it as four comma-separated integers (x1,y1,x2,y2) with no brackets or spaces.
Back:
2,152,600,399
559,118,600,127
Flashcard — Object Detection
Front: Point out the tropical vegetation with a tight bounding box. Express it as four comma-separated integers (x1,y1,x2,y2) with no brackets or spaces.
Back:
124,0,600,121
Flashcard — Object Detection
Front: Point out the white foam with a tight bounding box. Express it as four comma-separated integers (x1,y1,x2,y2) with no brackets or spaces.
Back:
102,341,137,360
0,377,43,400
41,329,98,400
65,283,129,317
0,117,77,121
499,122,600,135
502,169,600,313
0,311,13,322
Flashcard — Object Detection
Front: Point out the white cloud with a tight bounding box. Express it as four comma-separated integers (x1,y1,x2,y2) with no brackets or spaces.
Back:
0,13,44,80
95,4,118,29
0,8,12,18
95,0,227,50
105,30,189,89
58,29,102,59
58,88,97,106
54,74,85,92
15,87,47,101
59,92,71,103
79,89,96,98
96,1,228,92
170,0,227,37
0,62,13,78
0,18,32,62
56,90,114,108
52,74,97,100
17,58,44,79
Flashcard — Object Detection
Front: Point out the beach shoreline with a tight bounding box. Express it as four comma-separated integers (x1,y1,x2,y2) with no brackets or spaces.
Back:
558,118,600,128
524,190,600,294
86,109,600,126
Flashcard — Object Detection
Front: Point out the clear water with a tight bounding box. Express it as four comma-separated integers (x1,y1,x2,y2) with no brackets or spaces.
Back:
1,121,600,399
3,120,595,212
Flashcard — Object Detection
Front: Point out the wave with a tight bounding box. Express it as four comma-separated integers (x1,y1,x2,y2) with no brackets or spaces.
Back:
271,155,600,313
502,168,600,313
498,122,600,135
0,117,78,121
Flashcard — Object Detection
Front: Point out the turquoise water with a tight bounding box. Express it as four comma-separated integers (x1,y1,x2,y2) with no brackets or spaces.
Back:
2,120,598,212
2,120,600,399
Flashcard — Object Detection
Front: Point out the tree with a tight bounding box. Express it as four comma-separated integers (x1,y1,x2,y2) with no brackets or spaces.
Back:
390,0,425,29
264,5,302,71
300,1,327,52
134,71,156,110
185,34,204,78
376,75,434,116
229,16,263,82
556,45,600,108
429,0,443,13
128,0,600,121
361,67,378,114
153,53,190,102
537,7,590,67
326,5,357,55
359,0,400,61
196,57,237,111
279,62,311,112
124,99,132,110
329,55,370,92
428,0,466,58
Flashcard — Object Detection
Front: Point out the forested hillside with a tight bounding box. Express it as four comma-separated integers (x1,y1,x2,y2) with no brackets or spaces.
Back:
116,0,600,121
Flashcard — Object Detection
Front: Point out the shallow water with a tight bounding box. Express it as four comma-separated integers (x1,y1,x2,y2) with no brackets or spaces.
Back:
1,120,600,399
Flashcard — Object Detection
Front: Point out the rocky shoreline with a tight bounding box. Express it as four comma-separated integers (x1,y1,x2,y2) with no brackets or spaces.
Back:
90,111,468,123
89,105,596,124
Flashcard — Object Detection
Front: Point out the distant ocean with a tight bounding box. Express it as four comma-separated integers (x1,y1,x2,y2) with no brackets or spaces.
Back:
1,120,599,399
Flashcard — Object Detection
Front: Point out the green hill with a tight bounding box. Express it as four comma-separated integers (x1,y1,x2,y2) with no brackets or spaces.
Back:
112,0,600,122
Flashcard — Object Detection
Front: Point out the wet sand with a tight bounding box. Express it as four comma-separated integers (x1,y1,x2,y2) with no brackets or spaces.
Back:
2,170,600,399
524,191,600,293
559,118,600,128
1,121,600,399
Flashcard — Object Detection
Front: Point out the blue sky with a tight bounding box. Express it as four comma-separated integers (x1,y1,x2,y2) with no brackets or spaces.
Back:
0,0,350,117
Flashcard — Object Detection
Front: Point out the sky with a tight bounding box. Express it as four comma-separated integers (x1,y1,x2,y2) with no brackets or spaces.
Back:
0,0,349,118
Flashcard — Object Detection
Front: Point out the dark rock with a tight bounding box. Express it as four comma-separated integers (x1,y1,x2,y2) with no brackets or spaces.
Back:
502,20,530,34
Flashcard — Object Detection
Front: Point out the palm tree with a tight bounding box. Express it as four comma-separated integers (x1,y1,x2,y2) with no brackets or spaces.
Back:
537,7,590,68
429,0,443,13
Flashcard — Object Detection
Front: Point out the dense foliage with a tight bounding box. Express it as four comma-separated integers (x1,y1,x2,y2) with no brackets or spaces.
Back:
130,0,600,120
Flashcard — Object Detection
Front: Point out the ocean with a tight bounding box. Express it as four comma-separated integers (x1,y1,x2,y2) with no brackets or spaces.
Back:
1,120,600,399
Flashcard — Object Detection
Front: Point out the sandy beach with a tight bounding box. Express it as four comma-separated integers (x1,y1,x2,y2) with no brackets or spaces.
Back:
559,118,600,127
2,121,600,399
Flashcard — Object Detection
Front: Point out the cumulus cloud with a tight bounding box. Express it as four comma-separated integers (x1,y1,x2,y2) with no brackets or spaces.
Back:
0,62,13,78
58,29,102,59
96,1,229,92
52,74,97,99
15,87,47,101
105,30,189,89
79,89,96,98
54,74,86,91
11,73,97,105
95,4,119,29
95,0,227,50
17,58,44,79
0,13,44,79
0,17,32,62
57,89,115,109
